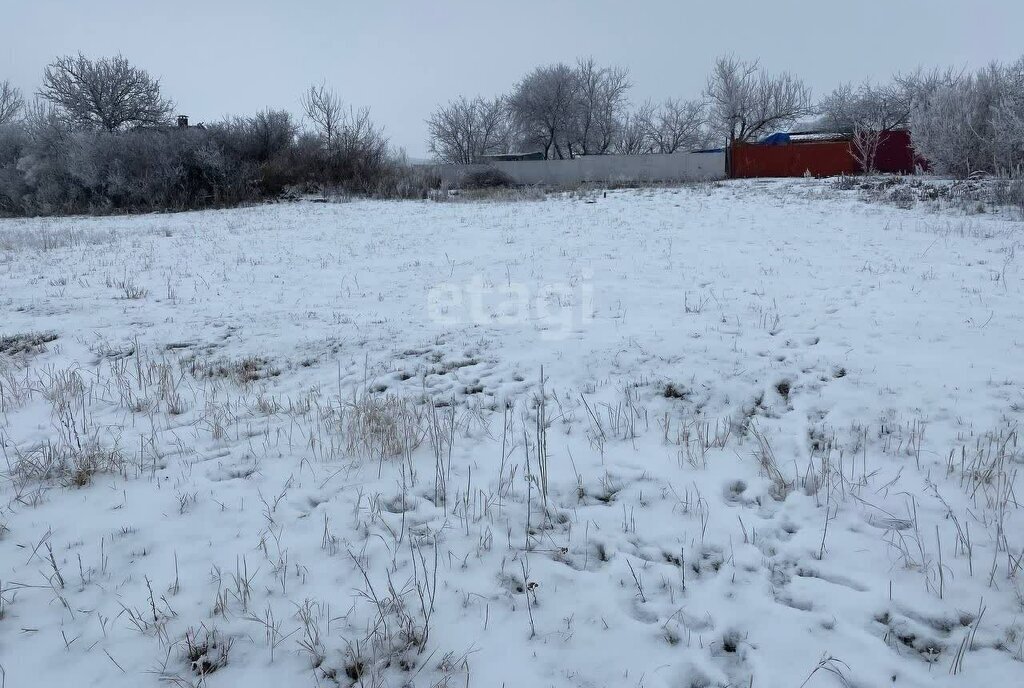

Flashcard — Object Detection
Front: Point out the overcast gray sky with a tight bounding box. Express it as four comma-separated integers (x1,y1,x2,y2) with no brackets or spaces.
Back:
2,0,1020,157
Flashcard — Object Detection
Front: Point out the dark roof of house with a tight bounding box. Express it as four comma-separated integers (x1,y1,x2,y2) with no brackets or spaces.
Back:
475,152,545,162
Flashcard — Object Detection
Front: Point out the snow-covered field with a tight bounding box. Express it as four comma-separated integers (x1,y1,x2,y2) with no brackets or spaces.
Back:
1,180,1022,688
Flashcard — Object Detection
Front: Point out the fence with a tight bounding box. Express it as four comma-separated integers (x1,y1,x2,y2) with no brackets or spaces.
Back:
731,140,856,178
424,151,726,187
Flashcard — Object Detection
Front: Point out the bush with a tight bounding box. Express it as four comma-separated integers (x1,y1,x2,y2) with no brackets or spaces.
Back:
0,104,417,217
992,176,1024,216
460,166,514,189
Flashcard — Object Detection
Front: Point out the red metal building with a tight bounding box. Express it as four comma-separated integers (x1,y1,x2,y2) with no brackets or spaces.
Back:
730,129,920,178
872,130,921,174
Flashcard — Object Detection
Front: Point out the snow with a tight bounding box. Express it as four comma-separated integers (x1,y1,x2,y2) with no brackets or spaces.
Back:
1,180,1022,687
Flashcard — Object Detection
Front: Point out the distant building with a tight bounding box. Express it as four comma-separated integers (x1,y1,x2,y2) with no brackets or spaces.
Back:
171,115,204,131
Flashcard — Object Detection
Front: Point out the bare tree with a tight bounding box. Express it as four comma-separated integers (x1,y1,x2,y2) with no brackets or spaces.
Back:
705,55,812,146
427,95,510,163
335,105,388,161
820,82,911,133
0,80,24,125
641,98,707,153
21,98,71,152
299,82,391,181
38,54,174,132
615,105,654,155
591,68,631,154
819,80,916,172
509,63,580,159
302,83,345,148
850,124,884,173
215,109,297,163
571,58,631,155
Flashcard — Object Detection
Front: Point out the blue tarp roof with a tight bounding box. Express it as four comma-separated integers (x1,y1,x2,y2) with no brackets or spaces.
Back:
760,132,791,145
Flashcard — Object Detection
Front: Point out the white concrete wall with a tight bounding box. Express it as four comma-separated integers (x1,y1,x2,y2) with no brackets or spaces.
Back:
424,151,726,187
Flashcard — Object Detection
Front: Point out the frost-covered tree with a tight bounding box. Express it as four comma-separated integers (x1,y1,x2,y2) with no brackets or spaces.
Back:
705,55,812,145
0,80,24,125
820,81,912,133
570,58,631,156
426,95,510,163
38,54,174,131
910,58,1024,176
509,59,631,159
509,63,581,159
819,81,913,172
